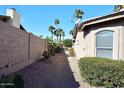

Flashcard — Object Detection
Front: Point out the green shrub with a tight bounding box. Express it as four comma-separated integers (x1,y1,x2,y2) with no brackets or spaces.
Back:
78,57,124,88
52,43,63,53
43,43,63,59
0,74,24,88
49,48,55,56
64,47,68,50
13,74,24,88
42,51,50,59
63,39,72,47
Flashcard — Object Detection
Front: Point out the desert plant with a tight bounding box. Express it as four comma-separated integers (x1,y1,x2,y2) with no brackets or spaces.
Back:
69,48,75,57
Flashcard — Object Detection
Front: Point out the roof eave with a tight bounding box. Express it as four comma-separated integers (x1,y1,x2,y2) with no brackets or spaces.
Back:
0,15,10,19
81,11,124,31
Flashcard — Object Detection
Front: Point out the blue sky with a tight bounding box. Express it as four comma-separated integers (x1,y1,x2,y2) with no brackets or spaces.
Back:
0,5,114,39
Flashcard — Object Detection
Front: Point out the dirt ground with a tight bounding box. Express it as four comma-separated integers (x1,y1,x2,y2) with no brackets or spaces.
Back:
17,52,80,88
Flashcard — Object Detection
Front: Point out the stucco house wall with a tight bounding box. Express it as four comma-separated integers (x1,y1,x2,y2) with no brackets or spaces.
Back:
73,31,85,59
119,25,124,60
73,20,124,60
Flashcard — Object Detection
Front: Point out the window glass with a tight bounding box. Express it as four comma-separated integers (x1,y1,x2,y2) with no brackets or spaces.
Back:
96,30,113,59
96,49,113,59
96,31,113,48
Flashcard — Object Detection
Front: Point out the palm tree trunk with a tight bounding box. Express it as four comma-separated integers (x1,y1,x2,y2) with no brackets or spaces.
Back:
63,36,64,41
52,33,53,43
57,36,58,43
60,35,61,44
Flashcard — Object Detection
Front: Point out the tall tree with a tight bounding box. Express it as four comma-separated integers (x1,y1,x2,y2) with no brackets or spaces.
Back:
69,29,74,36
62,31,65,41
54,19,60,28
54,19,60,43
70,9,84,39
54,28,64,44
58,28,63,44
48,25,55,42
54,29,59,43
45,36,53,44
73,9,84,19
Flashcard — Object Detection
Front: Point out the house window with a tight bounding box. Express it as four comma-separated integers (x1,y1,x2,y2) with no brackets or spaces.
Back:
96,30,113,59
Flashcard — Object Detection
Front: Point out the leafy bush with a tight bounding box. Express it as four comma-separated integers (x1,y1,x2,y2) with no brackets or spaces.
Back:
52,43,63,53
13,74,24,88
42,51,50,59
69,48,75,57
63,39,72,47
42,43,63,60
79,57,124,88
0,74,24,88
64,47,68,50
48,48,55,56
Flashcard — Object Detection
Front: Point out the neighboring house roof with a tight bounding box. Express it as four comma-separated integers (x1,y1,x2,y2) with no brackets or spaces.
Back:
0,15,27,32
0,15,10,22
20,24,26,31
0,15,10,19
73,10,124,38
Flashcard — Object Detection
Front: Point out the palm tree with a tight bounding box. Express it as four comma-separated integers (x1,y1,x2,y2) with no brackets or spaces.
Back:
69,29,74,36
48,25,55,42
54,28,64,44
54,19,60,43
62,31,65,41
54,29,59,43
71,9,84,26
54,19,59,25
70,9,83,38
54,19,60,28
114,5,124,12
58,28,63,44
73,9,84,19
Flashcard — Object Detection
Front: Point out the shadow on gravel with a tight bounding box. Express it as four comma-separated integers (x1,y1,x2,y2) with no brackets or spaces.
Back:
16,52,80,88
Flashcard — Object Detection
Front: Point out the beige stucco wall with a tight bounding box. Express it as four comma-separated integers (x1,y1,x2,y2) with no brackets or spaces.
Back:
73,21,124,60
73,32,85,59
119,26,124,60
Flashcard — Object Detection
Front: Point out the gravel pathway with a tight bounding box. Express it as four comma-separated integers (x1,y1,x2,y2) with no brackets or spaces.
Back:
17,52,80,88
64,50,92,88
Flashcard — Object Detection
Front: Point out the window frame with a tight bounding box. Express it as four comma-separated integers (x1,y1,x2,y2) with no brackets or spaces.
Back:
95,30,114,59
